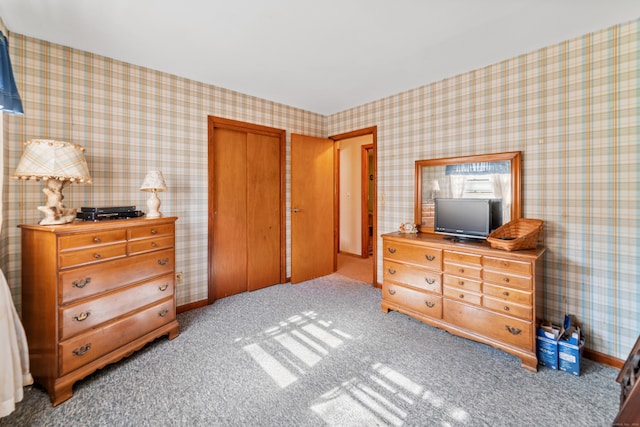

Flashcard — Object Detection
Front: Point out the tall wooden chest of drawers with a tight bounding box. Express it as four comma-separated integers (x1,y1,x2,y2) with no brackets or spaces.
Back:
20,217,180,405
382,232,545,371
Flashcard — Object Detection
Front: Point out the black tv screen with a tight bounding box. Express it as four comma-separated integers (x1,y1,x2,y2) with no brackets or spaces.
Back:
434,198,502,240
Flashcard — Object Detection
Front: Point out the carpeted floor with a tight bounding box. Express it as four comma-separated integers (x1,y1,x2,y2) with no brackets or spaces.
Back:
1,274,620,426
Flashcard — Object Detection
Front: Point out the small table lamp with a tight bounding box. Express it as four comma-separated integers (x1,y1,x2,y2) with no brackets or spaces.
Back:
12,139,92,225
140,171,167,218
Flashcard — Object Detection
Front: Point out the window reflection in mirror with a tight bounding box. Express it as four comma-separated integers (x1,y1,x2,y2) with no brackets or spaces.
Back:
415,152,521,232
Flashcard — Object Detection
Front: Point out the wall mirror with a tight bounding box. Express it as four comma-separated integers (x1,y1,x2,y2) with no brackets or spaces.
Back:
415,151,522,232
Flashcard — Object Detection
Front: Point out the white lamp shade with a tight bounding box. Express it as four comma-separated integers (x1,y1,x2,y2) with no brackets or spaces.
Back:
13,139,92,183
140,170,168,192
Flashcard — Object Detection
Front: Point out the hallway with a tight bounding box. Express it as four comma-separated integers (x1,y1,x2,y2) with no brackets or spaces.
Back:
336,253,374,284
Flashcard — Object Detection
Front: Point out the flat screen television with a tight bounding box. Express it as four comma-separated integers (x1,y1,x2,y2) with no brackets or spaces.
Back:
434,198,502,241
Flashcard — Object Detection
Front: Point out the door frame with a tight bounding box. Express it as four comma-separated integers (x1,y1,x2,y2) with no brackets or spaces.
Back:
361,144,373,258
330,126,378,286
207,116,286,304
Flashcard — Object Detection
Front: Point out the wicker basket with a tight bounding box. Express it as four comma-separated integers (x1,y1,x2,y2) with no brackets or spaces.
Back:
487,218,543,251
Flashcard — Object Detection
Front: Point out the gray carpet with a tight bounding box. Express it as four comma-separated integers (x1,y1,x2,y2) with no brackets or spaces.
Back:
1,274,621,426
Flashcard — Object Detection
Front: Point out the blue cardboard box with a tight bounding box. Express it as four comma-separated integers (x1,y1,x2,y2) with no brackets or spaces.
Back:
537,323,561,370
558,326,584,376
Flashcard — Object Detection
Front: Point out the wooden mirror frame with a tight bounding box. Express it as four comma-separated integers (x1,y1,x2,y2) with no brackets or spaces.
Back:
414,151,522,232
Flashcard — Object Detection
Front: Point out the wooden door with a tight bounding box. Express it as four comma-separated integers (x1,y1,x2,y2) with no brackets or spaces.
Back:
291,134,335,283
212,127,248,299
209,117,285,302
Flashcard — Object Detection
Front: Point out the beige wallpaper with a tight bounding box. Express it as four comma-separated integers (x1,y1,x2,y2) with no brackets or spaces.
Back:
328,19,640,360
3,18,638,360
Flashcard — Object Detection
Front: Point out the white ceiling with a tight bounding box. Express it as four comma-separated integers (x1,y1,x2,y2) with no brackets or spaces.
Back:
1,1,639,115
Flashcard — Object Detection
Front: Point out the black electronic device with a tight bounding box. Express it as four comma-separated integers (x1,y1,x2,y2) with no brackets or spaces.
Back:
76,207,144,221
81,206,137,214
434,198,502,241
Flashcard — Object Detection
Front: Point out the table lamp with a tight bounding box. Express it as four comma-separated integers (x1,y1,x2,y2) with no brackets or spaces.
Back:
140,171,167,218
13,139,92,225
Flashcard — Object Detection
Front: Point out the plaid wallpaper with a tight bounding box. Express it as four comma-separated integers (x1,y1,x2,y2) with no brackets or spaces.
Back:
329,19,639,360
2,18,638,360
2,33,326,315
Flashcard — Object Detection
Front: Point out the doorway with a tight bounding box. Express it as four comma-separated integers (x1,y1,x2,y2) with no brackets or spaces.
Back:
332,127,377,286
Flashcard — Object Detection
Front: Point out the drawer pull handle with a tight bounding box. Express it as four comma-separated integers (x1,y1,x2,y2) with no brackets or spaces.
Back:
72,343,92,356
502,277,510,283
94,253,102,259
387,268,396,275
459,294,464,299
159,308,169,317
459,268,464,273
387,247,396,254
388,289,396,295
458,281,465,286
72,277,92,288
73,311,91,322
157,258,169,266
159,283,169,291
151,229,158,235
425,278,435,284
425,300,435,308
505,325,522,335
503,306,510,312
502,291,509,296
425,255,435,261
93,237,101,243
151,242,158,248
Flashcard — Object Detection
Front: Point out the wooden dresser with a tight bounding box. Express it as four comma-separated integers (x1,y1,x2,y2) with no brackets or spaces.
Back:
382,232,545,371
614,335,640,424
20,217,179,405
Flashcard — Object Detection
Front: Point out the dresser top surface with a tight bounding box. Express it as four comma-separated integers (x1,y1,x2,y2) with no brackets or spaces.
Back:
19,216,178,233
383,231,546,259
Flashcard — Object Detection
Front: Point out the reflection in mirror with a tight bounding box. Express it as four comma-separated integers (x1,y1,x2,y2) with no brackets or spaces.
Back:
415,152,521,232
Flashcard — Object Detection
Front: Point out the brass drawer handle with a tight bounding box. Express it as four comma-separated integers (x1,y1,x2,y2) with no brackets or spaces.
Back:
459,294,464,299
72,277,92,288
159,308,169,317
502,291,509,296
425,255,435,261
458,268,464,273
502,277,510,283
72,343,92,356
94,253,102,259
159,283,169,291
425,277,435,284
458,280,465,286
157,258,169,266
505,325,522,335
425,300,435,308
151,229,158,235
388,289,396,295
387,268,396,275
93,237,101,243
387,247,397,254
151,242,158,248
73,311,91,322
503,306,510,312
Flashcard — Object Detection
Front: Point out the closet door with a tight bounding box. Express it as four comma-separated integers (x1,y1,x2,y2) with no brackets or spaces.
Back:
209,117,285,302
212,128,248,299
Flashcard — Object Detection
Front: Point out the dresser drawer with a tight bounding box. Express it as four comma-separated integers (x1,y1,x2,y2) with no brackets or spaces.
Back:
443,286,482,306
443,262,482,280
483,296,532,320
483,283,532,305
383,240,442,270
483,256,531,276
383,282,442,319
483,270,531,291
443,299,532,350
59,242,127,269
59,229,127,250
128,235,174,255
59,298,175,376
444,250,482,266
59,249,174,304
128,223,174,240
59,274,175,340
383,260,441,293
443,274,482,293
